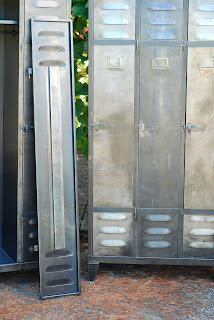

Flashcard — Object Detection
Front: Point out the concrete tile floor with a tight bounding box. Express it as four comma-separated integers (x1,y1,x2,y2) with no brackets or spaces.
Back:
0,242,213,320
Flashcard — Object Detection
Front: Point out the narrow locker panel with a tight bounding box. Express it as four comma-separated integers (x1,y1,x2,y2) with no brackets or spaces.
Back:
140,0,184,41
93,0,135,40
31,19,80,298
92,45,135,207
189,0,214,41
183,213,214,258
19,0,71,263
184,47,214,209
138,210,179,258
24,0,71,41
93,211,133,256
138,46,184,208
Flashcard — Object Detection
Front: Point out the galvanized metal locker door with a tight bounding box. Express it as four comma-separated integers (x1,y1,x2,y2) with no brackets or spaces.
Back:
185,0,214,209
138,0,185,209
31,19,80,298
137,0,186,258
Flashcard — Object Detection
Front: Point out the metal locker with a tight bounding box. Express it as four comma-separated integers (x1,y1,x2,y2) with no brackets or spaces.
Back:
0,0,80,299
89,0,214,279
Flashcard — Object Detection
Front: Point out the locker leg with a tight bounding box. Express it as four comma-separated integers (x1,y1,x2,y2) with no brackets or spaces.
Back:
88,262,99,281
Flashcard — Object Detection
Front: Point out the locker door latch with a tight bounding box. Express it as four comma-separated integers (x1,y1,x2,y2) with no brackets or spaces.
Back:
137,121,159,132
183,123,205,132
89,122,113,131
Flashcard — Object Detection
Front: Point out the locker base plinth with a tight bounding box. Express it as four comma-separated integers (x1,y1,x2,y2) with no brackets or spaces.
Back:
88,255,214,267
0,261,38,273
88,261,99,281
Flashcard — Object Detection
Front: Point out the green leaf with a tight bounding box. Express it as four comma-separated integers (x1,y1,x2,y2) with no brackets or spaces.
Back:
75,82,88,96
75,99,85,117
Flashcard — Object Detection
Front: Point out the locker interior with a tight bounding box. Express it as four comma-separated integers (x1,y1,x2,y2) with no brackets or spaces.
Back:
0,0,19,264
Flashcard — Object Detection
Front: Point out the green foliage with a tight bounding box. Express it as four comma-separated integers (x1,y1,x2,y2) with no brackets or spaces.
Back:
72,0,88,159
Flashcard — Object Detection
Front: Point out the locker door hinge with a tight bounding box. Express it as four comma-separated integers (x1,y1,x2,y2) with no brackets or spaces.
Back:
28,68,33,79
136,40,139,51
21,125,35,133
182,42,187,52
134,208,138,221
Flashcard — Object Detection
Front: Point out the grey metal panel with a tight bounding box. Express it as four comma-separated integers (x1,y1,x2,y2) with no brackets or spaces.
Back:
89,255,214,266
140,0,184,41
184,47,214,209
24,0,71,41
93,0,135,40
183,213,214,258
138,210,179,258
93,211,133,256
17,0,71,264
138,46,184,208
31,19,80,298
189,0,214,41
92,45,135,207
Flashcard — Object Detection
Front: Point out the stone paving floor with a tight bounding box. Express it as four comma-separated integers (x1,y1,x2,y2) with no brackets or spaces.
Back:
0,241,213,320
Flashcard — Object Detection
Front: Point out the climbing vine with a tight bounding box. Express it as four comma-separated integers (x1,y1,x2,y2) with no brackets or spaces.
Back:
72,0,89,159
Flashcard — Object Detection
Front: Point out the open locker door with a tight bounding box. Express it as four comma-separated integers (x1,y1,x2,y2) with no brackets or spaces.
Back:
31,18,80,299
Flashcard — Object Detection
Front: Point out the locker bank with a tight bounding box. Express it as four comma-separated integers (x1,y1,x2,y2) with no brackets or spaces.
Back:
88,0,214,280
0,1,80,298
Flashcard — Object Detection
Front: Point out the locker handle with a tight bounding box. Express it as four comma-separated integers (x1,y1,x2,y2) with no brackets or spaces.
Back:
89,122,113,131
137,122,159,132
183,124,205,132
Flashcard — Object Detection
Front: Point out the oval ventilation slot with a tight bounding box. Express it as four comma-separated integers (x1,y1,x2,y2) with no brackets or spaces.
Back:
46,264,73,272
102,17,129,25
196,19,214,26
196,34,214,41
39,60,66,67
149,18,176,25
145,228,172,235
149,32,176,40
100,240,126,247
100,227,126,234
38,45,65,52
190,216,214,223
33,1,59,8
145,215,172,222
46,279,73,287
197,4,214,12
145,241,170,248
38,31,65,37
101,3,129,10
190,229,214,236
99,213,127,221
45,249,72,258
101,32,129,39
189,242,214,249
148,4,176,11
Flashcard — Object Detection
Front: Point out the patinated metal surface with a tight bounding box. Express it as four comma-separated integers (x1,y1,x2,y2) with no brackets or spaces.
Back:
185,47,214,209
93,0,135,40
139,45,184,208
32,19,80,298
92,45,135,207
89,0,214,266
